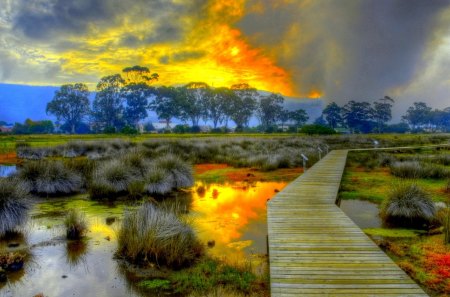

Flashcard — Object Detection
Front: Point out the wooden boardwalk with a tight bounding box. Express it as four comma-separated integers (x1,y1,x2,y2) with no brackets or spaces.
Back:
267,150,428,296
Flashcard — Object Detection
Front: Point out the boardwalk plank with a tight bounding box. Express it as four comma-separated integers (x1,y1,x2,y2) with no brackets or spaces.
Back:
267,150,428,296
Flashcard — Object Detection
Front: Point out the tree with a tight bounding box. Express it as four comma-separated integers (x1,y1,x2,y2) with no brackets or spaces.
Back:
121,66,158,128
178,82,211,127
122,65,159,84
402,102,432,129
92,74,125,130
46,83,90,134
342,101,375,133
322,102,343,129
277,108,291,129
289,109,309,130
229,83,258,129
150,86,180,128
13,119,54,134
122,83,154,127
258,93,284,130
206,87,230,129
373,96,394,132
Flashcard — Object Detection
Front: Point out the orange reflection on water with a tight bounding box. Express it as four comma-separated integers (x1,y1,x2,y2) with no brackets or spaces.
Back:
190,181,286,261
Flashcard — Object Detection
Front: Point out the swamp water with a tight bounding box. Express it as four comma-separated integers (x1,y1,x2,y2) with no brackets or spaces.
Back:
339,199,382,229
0,181,285,297
0,165,16,178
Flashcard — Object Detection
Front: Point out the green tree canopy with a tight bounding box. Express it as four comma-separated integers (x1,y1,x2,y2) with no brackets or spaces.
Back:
322,102,343,129
92,74,125,130
257,93,284,129
46,83,90,134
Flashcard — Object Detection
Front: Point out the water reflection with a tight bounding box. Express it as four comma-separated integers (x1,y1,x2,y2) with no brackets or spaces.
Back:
191,181,286,262
65,240,88,267
339,199,382,229
0,181,285,296
0,166,16,178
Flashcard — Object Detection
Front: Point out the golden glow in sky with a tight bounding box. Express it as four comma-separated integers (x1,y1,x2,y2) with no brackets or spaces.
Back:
2,0,450,105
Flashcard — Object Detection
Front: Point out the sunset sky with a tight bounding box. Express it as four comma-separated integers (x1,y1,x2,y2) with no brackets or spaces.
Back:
1,0,450,109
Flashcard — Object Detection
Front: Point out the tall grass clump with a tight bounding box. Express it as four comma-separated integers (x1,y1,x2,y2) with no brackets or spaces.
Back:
89,160,133,198
381,182,436,229
117,203,204,268
0,178,31,237
144,166,174,195
389,161,422,179
64,209,88,240
390,161,450,179
17,161,82,195
154,155,194,188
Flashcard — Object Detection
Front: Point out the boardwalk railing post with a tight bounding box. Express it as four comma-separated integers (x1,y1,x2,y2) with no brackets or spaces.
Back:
301,153,308,172
318,147,323,160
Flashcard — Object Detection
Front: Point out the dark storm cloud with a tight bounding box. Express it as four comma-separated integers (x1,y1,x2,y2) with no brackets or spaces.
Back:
13,0,112,39
239,0,450,102
12,0,208,43
159,50,206,64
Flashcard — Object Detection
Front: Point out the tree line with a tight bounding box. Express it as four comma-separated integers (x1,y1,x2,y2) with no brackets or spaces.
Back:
321,97,450,133
43,66,309,134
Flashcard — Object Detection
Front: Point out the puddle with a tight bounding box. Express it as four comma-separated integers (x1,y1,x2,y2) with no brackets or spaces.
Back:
0,181,285,297
0,165,16,177
339,199,382,229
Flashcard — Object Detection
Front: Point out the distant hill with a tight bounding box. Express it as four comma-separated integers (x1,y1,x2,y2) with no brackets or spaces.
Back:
0,83,324,125
0,84,58,123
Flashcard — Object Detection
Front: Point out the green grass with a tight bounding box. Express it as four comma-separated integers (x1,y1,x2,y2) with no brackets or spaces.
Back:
363,228,422,238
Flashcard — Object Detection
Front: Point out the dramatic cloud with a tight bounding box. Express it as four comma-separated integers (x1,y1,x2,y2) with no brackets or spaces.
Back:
0,0,449,116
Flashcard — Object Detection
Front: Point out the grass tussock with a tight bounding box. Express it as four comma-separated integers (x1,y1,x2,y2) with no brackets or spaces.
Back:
17,161,82,195
390,161,450,179
64,209,88,240
117,203,203,268
381,182,437,229
0,178,31,237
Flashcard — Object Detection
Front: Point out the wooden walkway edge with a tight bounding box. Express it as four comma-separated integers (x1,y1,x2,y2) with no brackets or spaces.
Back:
267,150,428,296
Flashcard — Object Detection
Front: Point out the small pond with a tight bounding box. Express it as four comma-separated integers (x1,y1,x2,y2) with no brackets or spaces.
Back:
0,165,16,178
0,181,285,297
339,199,382,229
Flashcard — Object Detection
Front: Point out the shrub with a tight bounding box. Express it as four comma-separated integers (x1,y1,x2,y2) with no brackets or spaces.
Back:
0,178,31,237
17,161,82,195
117,203,204,268
390,161,422,179
90,160,133,198
64,209,88,240
390,161,450,179
144,166,174,195
381,183,436,229
154,155,194,188
300,124,336,135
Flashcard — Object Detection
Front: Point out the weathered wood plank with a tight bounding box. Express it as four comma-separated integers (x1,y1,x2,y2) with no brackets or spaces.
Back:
267,150,428,296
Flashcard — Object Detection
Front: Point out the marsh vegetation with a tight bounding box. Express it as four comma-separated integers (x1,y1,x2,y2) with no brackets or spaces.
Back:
340,145,450,296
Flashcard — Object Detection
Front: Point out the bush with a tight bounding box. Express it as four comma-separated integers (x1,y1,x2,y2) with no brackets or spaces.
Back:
390,161,422,179
300,124,336,135
17,161,82,195
390,161,450,179
64,209,88,240
381,183,436,229
154,155,194,188
121,125,139,135
0,178,31,237
117,203,204,268
144,166,174,195
90,160,133,198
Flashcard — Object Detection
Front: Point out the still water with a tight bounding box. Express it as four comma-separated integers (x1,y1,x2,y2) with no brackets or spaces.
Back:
339,199,382,229
0,181,285,297
0,165,16,178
